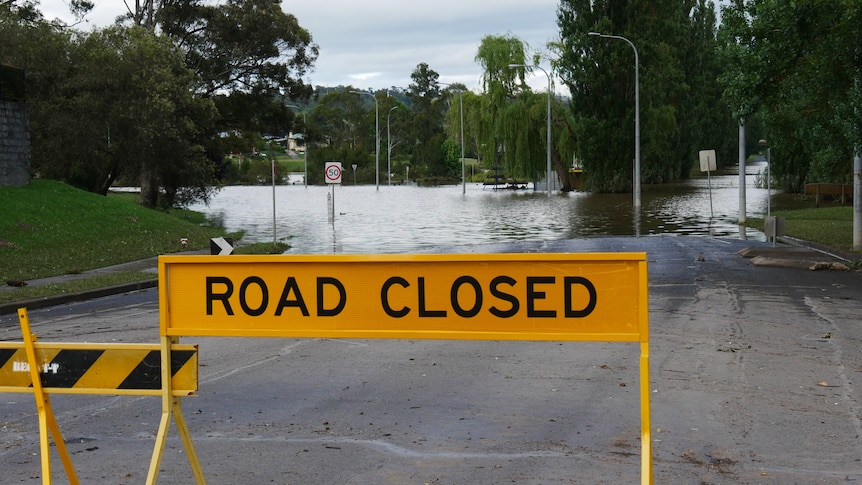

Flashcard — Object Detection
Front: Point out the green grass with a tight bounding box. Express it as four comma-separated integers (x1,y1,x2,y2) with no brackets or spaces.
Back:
747,206,856,251
277,158,306,172
0,179,240,281
0,271,157,304
0,179,292,306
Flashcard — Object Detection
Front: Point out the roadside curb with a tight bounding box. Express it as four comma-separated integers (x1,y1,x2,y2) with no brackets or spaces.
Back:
778,235,862,263
739,238,860,271
0,279,158,316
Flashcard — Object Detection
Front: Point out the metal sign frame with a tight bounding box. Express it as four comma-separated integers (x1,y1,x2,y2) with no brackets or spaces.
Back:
157,252,653,484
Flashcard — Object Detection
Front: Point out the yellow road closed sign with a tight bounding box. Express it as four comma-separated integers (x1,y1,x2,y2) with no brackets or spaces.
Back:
159,253,648,342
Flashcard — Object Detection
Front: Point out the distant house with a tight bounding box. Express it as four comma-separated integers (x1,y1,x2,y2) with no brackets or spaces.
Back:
287,132,305,153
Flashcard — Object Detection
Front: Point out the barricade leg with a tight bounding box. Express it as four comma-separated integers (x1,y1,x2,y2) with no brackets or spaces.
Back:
19,308,80,485
173,395,206,482
146,336,205,485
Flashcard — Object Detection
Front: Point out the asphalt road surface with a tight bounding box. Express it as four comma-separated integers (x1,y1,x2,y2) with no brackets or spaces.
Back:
1,236,861,484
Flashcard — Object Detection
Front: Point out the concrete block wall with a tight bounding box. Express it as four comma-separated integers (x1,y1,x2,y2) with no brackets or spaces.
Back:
0,100,31,187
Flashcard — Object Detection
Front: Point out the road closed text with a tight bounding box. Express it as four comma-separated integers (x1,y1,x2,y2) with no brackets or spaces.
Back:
205,274,598,319
160,253,646,341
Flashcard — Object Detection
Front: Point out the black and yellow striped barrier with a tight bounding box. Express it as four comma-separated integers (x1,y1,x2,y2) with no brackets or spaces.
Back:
0,342,198,396
5,308,203,485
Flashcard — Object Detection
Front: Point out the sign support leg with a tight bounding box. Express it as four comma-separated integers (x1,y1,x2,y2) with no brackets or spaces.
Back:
174,394,206,482
640,341,653,485
18,308,79,485
146,336,206,484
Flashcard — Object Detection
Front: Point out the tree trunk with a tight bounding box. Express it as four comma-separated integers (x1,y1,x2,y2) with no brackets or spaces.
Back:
552,151,573,192
139,165,159,208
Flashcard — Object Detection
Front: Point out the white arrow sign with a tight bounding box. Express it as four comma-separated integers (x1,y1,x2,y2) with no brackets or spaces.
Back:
210,237,234,255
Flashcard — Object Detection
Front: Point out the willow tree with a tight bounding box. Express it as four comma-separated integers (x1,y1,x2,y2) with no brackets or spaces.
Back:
472,34,569,187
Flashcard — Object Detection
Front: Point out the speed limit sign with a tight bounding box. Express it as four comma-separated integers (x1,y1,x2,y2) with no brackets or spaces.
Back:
324,161,343,184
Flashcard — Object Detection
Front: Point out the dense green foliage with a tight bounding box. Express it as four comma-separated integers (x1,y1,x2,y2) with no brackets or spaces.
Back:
719,0,861,192
407,63,450,178
1,0,317,207
475,35,555,186
557,0,736,192
3,0,860,198
749,206,856,251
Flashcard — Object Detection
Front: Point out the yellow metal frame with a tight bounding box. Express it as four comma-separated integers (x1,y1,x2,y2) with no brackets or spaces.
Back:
146,335,206,484
18,308,80,485
7,308,205,485
158,253,653,484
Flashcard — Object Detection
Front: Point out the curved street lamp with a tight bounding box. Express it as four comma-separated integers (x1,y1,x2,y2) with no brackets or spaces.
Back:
588,32,641,209
350,90,380,190
507,64,552,197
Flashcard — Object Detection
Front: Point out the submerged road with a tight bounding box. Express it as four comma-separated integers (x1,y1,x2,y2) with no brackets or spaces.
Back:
1,236,861,484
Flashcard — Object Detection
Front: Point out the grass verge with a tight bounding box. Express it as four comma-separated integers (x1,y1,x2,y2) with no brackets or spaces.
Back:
0,271,156,305
0,179,239,280
0,179,289,306
746,205,856,252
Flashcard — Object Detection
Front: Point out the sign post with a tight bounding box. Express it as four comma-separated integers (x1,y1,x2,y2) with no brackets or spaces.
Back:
699,149,717,220
325,161,342,222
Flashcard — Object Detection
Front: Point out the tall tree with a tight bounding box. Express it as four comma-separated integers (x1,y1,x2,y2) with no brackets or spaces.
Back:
472,34,577,189
407,63,448,178
24,26,216,205
149,1,317,204
558,0,729,191
719,0,861,191
474,34,528,176
677,0,736,176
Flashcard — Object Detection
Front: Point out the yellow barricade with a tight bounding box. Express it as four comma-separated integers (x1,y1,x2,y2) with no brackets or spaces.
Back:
4,308,203,485
0,342,197,396
158,252,653,484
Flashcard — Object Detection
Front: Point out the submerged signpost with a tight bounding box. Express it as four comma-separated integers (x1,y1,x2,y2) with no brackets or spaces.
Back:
325,161,342,223
699,149,717,221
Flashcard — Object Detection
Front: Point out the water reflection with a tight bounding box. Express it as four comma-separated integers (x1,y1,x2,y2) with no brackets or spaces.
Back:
189,165,772,254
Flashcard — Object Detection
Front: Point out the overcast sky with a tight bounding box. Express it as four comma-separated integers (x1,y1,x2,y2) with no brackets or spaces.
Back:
40,0,563,94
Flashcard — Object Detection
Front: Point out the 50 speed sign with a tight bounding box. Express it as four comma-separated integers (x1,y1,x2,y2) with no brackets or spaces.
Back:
324,162,342,184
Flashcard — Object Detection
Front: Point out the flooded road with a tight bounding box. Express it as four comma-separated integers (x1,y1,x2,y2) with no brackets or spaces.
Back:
189,161,773,253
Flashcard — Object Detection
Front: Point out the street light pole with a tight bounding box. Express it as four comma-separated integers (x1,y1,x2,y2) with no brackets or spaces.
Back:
270,141,277,243
508,64,552,197
459,91,465,194
387,106,397,186
588,32,641,209
351,91,380,190
440,83,467,194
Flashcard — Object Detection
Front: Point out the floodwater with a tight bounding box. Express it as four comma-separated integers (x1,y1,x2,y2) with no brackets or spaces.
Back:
188,160,773,254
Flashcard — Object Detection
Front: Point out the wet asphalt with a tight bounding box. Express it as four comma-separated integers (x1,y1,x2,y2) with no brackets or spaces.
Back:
1,236,861,484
